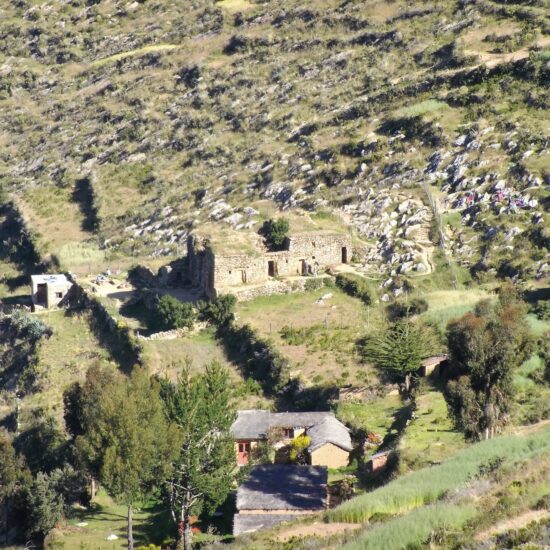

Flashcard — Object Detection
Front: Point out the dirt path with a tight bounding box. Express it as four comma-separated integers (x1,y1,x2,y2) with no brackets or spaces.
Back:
465,36,550,69
276,521,362,542
475,509,550,541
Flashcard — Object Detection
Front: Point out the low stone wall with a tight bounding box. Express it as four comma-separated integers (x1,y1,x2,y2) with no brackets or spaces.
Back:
225,278,311,301
68,277,142,370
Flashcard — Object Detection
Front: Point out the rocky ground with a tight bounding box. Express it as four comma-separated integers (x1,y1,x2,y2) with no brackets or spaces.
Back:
0,0,548,287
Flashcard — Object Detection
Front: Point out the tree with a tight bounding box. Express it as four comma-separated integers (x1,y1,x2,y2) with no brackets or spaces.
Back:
155,295,196,331
14,415,67,475
198,294,237,328
445,292,528,440
161,362,236,550
260,218,289,250
25,473,64,541
78,368,175,550
0,434,29,545
364,318,436,394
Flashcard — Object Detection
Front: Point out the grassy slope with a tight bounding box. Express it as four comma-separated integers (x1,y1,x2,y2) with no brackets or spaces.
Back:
399,386,466,470
236,287,376,386
0,310,114,428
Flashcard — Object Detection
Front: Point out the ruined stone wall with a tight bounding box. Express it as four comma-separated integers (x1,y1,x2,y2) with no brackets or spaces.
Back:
213,254,268,287
285,234,352,266
187,235,215,297
186,232,352,299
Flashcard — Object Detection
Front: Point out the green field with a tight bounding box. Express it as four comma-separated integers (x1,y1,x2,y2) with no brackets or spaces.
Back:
399,386,466,470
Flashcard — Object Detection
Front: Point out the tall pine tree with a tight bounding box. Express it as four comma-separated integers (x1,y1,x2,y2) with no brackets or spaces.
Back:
161,362,236,550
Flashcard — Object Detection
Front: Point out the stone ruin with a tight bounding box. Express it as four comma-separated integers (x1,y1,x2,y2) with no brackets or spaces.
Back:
187,230,353,299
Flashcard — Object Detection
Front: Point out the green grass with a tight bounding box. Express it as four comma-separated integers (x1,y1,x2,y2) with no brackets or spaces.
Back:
91,44,180,67
514,353,543,390
17,310,113,426
343,503,476,550
48,490,170,549
394,99,449,119
236,287,375,386
399,387,466,470
526,313,550,336
420,288,492,331
55,241,106,269
337,393,404,445
329,425,550,523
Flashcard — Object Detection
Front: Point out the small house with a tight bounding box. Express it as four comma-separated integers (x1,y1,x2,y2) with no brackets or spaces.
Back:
230,410,352,468
419,355,448,377
233,464,328,536
30,274,73,310
366,450,393,474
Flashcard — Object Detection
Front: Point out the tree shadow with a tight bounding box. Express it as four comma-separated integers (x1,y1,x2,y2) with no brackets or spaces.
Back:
72,177,100,232
64,306,139,374
524,287,550,304
132,502,175,546
0,203,50,281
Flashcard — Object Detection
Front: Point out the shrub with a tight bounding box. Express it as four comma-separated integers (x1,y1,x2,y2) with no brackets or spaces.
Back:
532,300,550,321
199,294,237,327
335,273,375,305
387,298,428,320
304,277,325,291
259,218,289,250
155,295,195,330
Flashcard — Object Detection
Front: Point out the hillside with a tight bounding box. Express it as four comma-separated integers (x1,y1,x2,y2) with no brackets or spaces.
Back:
0,0,550,548
0,0,548,284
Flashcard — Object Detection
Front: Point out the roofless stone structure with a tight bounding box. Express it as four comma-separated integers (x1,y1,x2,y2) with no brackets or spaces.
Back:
187,228,352,300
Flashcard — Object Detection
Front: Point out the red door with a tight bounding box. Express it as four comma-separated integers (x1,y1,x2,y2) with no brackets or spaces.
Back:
237,442,251,465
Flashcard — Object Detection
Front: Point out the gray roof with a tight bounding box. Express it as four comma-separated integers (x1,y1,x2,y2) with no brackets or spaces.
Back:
236,464,328,512
31,274,71,285
231,409,352,452
307,416,353,452
234,513,299,536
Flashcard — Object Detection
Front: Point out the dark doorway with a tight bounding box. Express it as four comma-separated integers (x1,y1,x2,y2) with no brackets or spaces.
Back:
341,247,348,264
241,270,247,284
300,259,307,275
268,261,276,277
36,283,47,305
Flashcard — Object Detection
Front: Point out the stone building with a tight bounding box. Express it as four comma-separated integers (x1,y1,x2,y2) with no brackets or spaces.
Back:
187,229,352,299
230,410,352,469
30,274,73,310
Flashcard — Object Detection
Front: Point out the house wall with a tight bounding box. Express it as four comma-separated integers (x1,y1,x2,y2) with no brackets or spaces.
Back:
285,234,352,268
310,443,349,469
31,280,73,309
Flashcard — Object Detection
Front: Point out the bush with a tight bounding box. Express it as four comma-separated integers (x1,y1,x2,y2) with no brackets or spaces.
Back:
260,218,289,250
199,294,237,327
304,277,325,291
335,273,375,305
387,298,428,321
532,300,550,321
155,295,196,330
